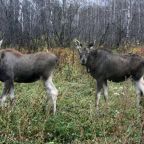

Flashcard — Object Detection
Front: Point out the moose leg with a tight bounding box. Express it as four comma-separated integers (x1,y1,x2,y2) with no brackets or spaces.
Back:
135,85,142,108
9,83,15,105
135,77,144,107
96,79,103,111
0,83,7,105
0,80,13,105
103,80,109,109
44,75,58,115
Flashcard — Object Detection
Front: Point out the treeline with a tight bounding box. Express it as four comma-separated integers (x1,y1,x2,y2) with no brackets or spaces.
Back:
0,0,144,50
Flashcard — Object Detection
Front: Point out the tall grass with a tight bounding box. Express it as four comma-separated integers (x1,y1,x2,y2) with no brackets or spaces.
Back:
0,48,141,143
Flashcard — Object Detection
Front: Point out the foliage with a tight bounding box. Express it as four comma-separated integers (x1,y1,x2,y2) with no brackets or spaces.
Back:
0,48,141,143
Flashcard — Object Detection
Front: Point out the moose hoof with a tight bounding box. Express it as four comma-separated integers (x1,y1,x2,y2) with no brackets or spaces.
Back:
10,98,16,106
0,102,8,108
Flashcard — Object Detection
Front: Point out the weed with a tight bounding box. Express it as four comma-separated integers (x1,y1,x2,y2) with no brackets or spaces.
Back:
0,48,141,143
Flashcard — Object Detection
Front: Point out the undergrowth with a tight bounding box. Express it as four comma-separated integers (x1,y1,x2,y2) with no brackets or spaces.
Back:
0,48,141,144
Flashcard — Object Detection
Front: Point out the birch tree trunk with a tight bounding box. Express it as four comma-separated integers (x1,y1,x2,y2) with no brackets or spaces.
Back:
138,0,141,42
126,0,131,40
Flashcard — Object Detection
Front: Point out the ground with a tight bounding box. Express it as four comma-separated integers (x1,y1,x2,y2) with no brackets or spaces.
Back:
0,48,141,144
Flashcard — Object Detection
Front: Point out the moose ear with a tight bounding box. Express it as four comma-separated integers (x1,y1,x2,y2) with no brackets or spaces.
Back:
89,46,95,51
90,41,96,51
87,40,96,50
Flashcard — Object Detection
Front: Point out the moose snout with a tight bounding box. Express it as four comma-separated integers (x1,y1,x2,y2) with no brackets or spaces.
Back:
80,59,86,65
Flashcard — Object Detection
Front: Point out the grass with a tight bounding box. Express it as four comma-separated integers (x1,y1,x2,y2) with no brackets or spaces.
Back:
0,48,142,143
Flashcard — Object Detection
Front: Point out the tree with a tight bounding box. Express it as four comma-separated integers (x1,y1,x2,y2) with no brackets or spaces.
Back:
0,0,144,49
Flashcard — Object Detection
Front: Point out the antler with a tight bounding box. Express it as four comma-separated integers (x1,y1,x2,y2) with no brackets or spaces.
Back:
73,39,80,46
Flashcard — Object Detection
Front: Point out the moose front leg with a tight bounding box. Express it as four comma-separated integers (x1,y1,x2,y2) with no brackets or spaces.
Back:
0,80,14,106
44,75,58,115
135,77,144,108
103,80,109,109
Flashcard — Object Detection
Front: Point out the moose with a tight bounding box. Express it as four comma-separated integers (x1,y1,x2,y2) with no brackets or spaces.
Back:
74,39,144,111
0,49,58,114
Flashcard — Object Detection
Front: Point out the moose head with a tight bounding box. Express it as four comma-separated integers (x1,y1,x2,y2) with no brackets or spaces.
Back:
74,39,95,65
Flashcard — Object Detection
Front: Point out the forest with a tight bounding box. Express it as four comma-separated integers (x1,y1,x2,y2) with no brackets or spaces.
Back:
0,0,144,49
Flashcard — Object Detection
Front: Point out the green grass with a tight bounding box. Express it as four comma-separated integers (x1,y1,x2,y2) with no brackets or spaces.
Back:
0,62,141,144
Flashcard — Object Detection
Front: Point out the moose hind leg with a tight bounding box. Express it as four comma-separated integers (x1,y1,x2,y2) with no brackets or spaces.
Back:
9,84,15,105
103,80,109,109
135,76,144,107
96,80,103,112
44,75,58,115
135,85,142,108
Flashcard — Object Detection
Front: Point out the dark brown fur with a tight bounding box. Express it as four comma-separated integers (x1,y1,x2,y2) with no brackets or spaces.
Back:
76,41,144,110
